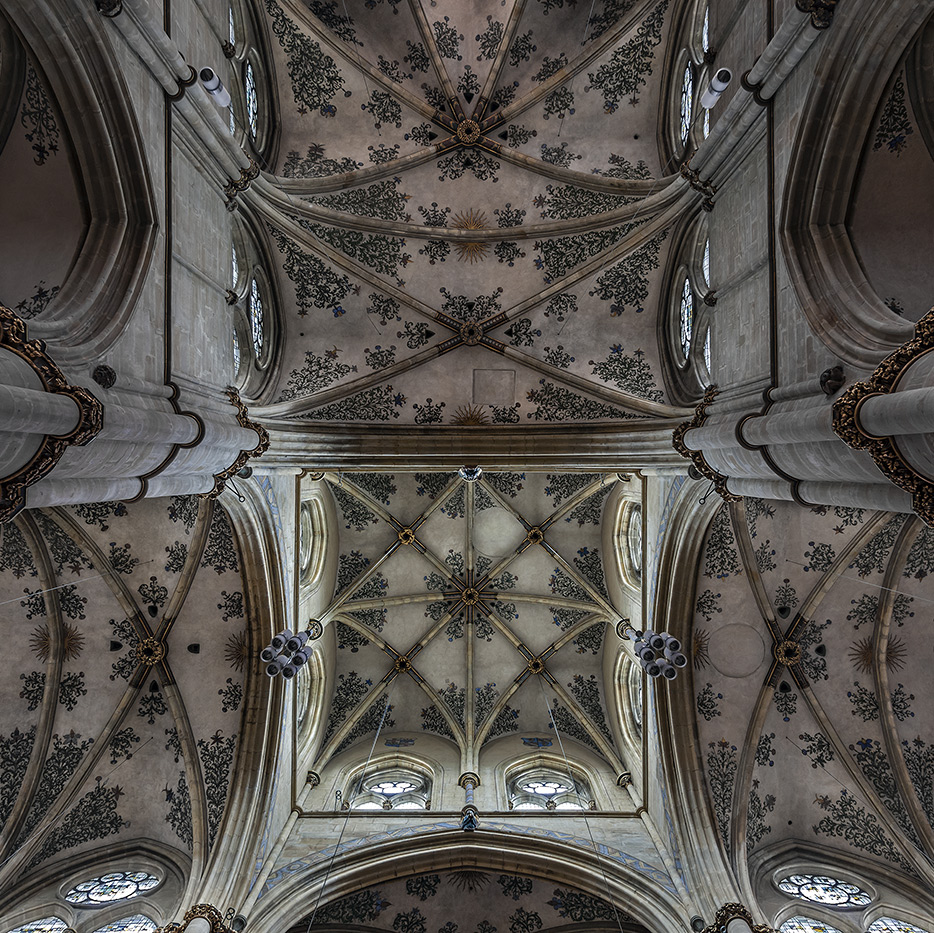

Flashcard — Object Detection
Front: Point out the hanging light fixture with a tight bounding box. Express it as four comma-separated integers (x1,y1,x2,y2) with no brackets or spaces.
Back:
262,620,323,677
617,619,687,680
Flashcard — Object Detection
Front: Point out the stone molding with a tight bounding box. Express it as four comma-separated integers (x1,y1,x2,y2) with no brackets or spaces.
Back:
832,309,934,525
0,305,103,522
671,386,740,504
701,903,776,933
200,388,270,500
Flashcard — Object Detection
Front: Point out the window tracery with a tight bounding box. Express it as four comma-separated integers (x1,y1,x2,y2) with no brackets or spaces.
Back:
628,504,643,578
65,872,160,907
507,767,592,810
868,919,930,933
679,63,694,147
249,277,264,358
777,874,872,908
350,768,430,810
6,918,68,933
244,61,258,139
679,277,694,359
779,920,844,933
89,917,157,933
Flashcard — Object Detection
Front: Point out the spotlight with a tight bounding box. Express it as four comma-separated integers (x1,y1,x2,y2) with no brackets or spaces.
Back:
265,656,288,677
260,644,279,663
663,634,682,653
199,67,232,107
291,645,313,668
665,648,688,668
271,628,293,651
285,630,310,654
643,630,665,651
659,663,677,680
637,645,656,663
643,661,661,678
700,68,732,109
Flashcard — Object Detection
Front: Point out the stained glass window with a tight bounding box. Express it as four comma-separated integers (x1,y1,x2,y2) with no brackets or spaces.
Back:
679,62,693,147
702,6,710,53
777,874,872,908
703,238,710,285
351,770,429,810
509,769,589,810
66,872,160,907
868,919,930,933
779,920,844,933
703,106,710,138
628,663,643,731
249,278,263,358
7,918,68,933
703,328,711,373
228,6,235,46
229,103,235,136
244,62,258,139
231,245,239,288
628,504,643,576
679,277,694,359
232,328,240,372
90,916,157,933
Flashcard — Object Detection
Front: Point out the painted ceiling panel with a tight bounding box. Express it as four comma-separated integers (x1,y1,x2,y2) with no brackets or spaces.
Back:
691,500,934,890
256,0,680,426
0,498,250,885
312,472,629,767
291,868,651,933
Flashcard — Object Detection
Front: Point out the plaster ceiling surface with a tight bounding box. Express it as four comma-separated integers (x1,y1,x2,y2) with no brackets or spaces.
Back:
254,0,684,426
849,18,934,324
310,471,631,772
289,868,650,933
690,499,934,891
0,498,249,896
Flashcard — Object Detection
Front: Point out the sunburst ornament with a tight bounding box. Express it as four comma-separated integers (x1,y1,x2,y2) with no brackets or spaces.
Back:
226,630,250,672
693,627,711,669
848,634,907,674
451,404,490,426
451,209,489,264
30,622,85,662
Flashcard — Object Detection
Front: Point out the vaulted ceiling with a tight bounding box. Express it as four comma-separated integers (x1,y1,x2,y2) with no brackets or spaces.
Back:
0,499,250,904
308,471,633,775
252,0,689,427
691,499,934,897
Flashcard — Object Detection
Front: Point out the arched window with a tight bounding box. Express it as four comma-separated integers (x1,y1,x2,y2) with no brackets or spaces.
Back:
869,920,931,933
90,917,157,933
507,767,592,810
777,874,872,908
628,663,643,733
679,62,694,147
7,919,68,933
702,6,710,54
679,277,694,359
628,504,643,578
249,277,264,358
244,61,258,139
703,106,710,138
65,872,160,907
703,238,710,286
232,328,241,373
231,244,239,289
703,328,711,374
779,921,844,933
228,5,236,47
350,768,430,810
